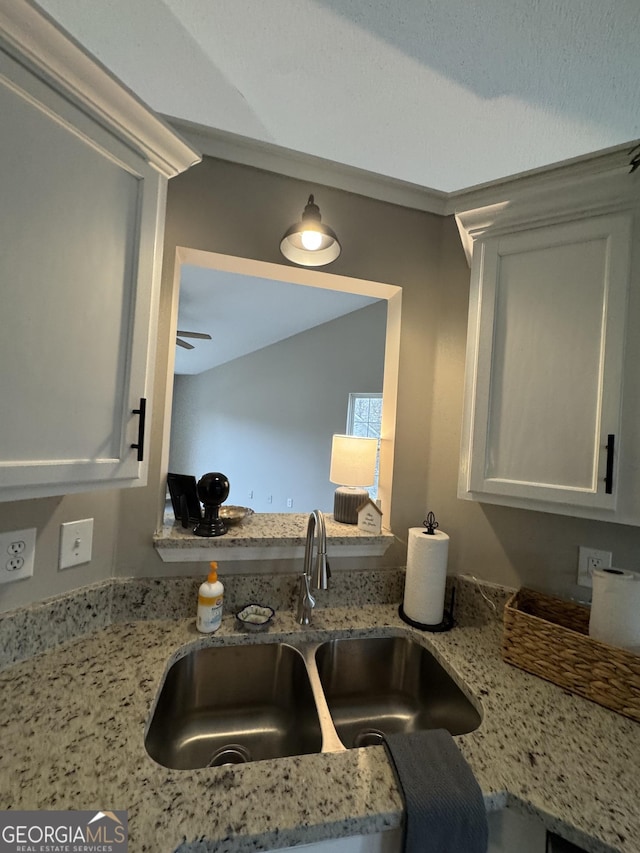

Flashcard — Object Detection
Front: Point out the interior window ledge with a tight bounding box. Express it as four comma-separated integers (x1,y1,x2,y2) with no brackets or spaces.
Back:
154,513,394,562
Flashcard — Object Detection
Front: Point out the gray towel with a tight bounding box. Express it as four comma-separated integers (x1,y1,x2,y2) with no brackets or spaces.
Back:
383,729,488,853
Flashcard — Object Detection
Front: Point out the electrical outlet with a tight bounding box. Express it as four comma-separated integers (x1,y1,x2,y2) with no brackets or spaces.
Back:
577,546,612,588
59,518,93,570
0,528,36,584
287,498,293,508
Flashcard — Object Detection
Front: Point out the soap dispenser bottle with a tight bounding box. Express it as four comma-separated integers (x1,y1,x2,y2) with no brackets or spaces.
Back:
197,561,224,633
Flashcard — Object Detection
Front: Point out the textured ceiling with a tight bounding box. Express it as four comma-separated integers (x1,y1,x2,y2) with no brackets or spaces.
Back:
37,0,640,192
175,266,378,375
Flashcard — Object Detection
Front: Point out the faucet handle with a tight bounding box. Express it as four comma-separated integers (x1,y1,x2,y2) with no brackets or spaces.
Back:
304,573,316,609
297,572,316,625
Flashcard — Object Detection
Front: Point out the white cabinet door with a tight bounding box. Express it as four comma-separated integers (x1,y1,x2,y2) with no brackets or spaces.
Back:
0,3,198,501
459,212,632,515
261,809,547,853
487,808,547,853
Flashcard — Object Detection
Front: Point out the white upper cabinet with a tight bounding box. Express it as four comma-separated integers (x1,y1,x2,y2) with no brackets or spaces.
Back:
0,1,200,502
456,162,640,525
466,213,630,510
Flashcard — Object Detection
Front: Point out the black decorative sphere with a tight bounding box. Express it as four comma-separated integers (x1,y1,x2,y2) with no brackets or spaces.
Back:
197,472,230,505
193,472,230,537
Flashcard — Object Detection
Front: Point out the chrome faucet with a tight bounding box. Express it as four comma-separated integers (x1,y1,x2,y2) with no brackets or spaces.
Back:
296,510,330,625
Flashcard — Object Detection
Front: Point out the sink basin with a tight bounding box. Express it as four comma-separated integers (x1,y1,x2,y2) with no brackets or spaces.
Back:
145,634,482,767
145,643,323,769
315,636,481,748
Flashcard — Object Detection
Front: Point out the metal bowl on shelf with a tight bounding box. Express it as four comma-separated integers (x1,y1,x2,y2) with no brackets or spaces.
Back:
219,505,254,526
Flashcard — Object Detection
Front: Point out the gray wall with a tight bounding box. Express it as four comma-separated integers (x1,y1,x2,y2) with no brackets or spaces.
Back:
0,490,119,612
4,153,640,610
116,156,443,577
116,155,640,590
169,302,386,514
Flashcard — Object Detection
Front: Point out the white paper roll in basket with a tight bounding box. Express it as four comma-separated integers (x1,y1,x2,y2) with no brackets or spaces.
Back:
402,525,449,626
589,567,640,653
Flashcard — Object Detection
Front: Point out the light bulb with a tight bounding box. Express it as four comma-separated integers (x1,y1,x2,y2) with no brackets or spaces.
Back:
301,230,322,251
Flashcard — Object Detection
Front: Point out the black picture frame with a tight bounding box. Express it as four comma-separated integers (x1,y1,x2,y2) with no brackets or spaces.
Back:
167,473,202,526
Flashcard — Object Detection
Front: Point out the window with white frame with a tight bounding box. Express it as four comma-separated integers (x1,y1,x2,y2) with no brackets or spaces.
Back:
346,393,382,498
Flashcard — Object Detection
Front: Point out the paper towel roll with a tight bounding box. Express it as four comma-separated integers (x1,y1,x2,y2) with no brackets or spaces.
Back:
589,568,640,652
402,527,449,625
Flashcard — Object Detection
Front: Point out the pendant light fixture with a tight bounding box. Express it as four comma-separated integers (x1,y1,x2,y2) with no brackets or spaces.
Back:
280,195,341,267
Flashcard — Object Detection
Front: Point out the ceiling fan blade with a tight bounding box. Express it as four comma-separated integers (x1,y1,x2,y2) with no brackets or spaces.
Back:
176,330,212,340
176,338,195,350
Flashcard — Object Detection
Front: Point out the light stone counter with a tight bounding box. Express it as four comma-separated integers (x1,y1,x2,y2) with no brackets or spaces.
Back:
154,513,395,562
0,586,638,853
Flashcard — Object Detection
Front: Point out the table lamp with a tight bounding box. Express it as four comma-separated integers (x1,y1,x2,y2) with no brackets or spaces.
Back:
329,435,377,524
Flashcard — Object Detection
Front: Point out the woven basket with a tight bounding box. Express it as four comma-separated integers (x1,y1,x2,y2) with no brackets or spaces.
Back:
502,587,640,722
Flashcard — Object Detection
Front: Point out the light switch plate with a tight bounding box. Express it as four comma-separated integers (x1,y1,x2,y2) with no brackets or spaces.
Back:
0,528,36,584
59,518,93,570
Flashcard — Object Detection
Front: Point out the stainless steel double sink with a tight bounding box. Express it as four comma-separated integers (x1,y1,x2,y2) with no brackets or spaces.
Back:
145,635,481,770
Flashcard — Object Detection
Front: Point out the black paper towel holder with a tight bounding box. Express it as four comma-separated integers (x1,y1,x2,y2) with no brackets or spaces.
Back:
423,510,439,535
399,511,454,631
399,585,455,632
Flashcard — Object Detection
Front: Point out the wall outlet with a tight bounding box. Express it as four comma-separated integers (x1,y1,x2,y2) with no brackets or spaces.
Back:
577,546,612,588
59,518,93,570
286,498,293,508
0,528,36,584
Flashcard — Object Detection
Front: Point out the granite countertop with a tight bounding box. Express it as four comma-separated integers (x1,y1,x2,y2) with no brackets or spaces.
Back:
1,601,639,853
154,513,395,562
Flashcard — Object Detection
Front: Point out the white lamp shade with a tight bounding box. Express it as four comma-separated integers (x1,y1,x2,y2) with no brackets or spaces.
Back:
330,435,377,487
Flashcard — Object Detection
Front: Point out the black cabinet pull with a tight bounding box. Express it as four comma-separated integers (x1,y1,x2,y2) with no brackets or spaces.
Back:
604,433,615,494
131,397,147,462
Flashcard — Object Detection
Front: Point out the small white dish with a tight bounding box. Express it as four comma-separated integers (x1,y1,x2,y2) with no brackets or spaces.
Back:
236,603,275,632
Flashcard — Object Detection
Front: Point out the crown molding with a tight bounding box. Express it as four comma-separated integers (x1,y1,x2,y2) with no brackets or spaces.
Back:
169,118,640,232
165,117,449,215
453,146,639,265
447,143,636,214
0,0,201,178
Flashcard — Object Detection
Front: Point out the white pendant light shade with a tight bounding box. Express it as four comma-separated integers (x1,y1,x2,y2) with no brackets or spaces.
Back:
280,195,341,267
